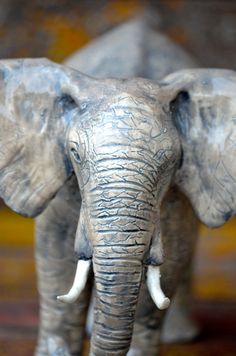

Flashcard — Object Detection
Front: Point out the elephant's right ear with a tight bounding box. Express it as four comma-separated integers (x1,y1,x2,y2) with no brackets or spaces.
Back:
0,58,87,217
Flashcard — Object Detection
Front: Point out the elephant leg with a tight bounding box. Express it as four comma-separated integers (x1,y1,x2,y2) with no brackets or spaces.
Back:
161,187,200,344
129,187,199,355
34,177,92,356
161,252,200,343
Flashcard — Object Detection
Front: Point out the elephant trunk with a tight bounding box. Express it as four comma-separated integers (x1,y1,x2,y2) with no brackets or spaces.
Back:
91,250,143,355
87,182,168,354
88,190,149,354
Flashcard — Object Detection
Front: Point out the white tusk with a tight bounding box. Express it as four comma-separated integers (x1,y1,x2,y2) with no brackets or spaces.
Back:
147,265,170,310
57,259,91,304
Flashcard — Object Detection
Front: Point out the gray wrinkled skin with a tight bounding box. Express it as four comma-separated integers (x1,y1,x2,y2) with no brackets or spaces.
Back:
1,18,235,356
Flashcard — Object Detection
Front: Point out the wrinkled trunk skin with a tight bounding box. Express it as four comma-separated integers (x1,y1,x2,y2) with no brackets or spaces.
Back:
85,175,159,355
35,176,92,356
92,256,143,355
128,187,199,355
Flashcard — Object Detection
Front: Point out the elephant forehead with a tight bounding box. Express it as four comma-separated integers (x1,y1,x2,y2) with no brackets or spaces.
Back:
95,112,162,141
88,95,169,142
88,119,176,164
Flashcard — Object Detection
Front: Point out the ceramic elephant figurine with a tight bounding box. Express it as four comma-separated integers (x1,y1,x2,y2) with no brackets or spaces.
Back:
1,19,235,356
35,18,200,355
1,57,236,356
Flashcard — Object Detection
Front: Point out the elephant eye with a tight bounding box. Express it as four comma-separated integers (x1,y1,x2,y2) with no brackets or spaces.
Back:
70,147,82,163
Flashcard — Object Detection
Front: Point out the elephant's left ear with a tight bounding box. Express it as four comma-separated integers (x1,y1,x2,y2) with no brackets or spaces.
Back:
160,68,236,227
0,58,87,217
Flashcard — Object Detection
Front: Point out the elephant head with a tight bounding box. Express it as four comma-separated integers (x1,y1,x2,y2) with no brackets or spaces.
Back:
160,68,236,228
0,59,179,355
58,78,180,354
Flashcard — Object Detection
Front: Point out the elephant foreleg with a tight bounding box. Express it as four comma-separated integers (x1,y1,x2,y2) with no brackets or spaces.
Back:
161,187,200,344
161,251,200,343
35,177,92,356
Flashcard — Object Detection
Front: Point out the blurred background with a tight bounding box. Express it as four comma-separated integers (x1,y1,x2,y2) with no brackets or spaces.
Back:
0,1,236,355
